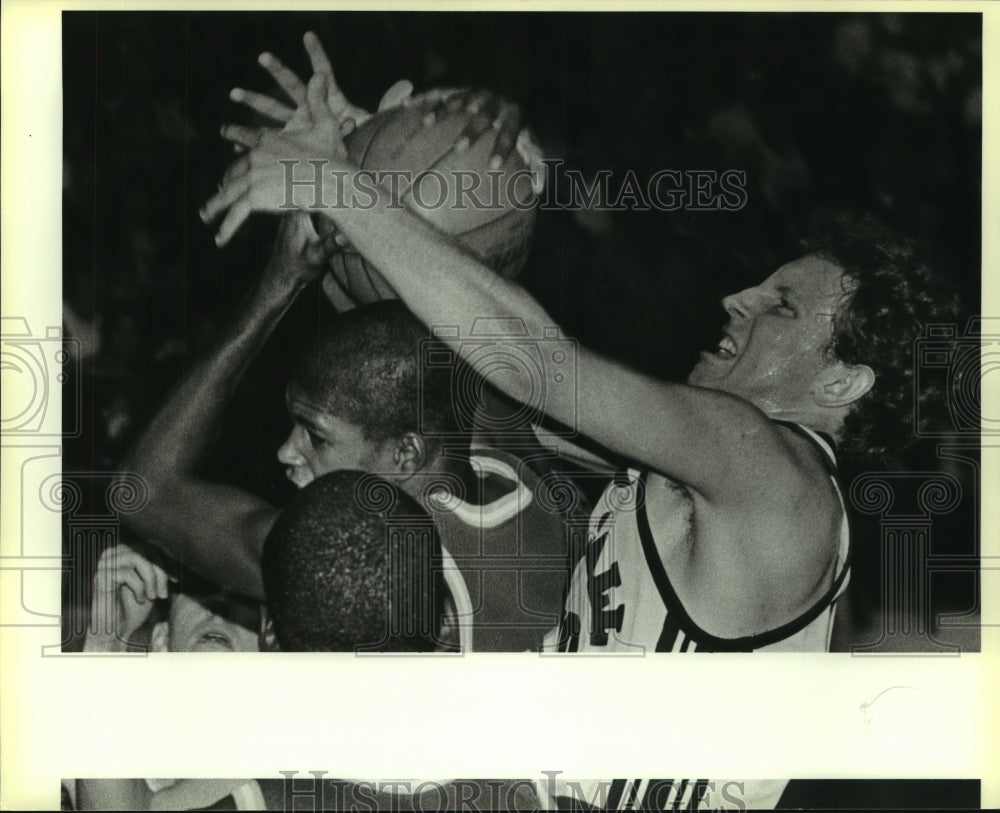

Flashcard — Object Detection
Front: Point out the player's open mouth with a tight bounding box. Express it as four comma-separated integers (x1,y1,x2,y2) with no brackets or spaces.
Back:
712,332,738,359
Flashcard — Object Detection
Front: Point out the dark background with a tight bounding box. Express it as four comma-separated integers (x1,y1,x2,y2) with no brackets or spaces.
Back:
62,11,982,651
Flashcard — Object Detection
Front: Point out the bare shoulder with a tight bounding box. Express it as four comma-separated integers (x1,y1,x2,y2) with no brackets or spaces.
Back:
672,423,844,637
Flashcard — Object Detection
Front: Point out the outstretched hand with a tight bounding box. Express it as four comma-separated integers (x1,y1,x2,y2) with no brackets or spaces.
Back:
228,31,525,164
201,72,344,246
204,32,546,246
230,31,413,138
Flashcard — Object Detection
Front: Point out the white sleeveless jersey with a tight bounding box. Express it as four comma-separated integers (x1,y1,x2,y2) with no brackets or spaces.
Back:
551,422,851,654
538,777,790,812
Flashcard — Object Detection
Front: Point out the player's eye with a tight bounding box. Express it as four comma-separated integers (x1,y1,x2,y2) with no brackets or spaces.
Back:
776,298,797,317
199,632,234,649
306,430,327,449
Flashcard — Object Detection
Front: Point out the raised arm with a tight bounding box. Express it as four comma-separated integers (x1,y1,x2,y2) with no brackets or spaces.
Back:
201,72,805,511
76,780,153,811
309,187,796,506
121,213,332,600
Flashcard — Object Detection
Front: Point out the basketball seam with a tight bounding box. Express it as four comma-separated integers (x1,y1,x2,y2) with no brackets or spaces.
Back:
399,125,498,204
358,113,395,169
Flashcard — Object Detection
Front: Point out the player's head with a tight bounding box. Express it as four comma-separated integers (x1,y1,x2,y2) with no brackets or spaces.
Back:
277,301,459,489
799,210,961,461
259,470,452,652
151,571,260,653
689,210,960,462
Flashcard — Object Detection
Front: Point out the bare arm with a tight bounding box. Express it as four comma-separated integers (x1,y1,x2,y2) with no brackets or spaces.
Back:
121,214,331,600
306,170,802,508
202,74,807,512
148,779,254,811
76,779,153,811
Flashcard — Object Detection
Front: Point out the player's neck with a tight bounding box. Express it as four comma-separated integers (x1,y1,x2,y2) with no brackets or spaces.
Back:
763,403,845,444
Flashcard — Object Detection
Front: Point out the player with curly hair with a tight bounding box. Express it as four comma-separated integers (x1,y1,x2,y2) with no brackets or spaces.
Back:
799,210,961,465
201,37,962,656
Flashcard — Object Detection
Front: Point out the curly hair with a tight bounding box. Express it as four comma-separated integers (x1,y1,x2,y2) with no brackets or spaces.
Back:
800,210,962,465
261,471,446,652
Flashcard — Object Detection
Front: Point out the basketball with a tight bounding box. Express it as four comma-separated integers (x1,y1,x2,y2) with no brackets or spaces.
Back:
320,95,540,304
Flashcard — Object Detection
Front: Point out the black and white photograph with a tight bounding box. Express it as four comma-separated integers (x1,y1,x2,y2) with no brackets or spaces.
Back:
61,776,983,811
56,9,983,655
0,2,995,810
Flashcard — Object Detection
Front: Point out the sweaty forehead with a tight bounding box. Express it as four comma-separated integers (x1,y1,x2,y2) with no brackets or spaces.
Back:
765,254,852,311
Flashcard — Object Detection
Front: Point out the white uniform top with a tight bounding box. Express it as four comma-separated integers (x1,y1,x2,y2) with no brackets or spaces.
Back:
551,422,851,654
537,777,791,812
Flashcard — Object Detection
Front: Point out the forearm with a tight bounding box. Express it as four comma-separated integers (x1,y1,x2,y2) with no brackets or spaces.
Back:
149,779,249,811
118,272,300,578
316,168,785,497
76,779,153,811
319,166,570,421
82,631,130,654
124,275,302,480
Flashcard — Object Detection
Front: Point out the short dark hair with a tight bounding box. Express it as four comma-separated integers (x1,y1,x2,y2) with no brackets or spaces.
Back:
801,210,962,464
290,301,458,443
260,470,446,652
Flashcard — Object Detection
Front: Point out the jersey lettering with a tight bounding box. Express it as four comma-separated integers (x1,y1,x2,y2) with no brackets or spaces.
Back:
586,526,624,646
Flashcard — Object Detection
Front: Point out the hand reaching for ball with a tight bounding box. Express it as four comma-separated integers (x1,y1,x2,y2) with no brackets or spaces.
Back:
201,70,346,246
230,32,414,140
226,32,527,175
202,31,544,302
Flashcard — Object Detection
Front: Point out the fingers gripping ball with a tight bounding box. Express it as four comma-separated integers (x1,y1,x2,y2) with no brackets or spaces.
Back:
321,96,540,304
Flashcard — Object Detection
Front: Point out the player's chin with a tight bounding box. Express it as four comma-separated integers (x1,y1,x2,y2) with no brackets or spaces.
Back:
687,351,730,386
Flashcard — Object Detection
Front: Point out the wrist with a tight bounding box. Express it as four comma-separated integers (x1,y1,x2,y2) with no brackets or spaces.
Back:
253,266,311,305
83,632,129,653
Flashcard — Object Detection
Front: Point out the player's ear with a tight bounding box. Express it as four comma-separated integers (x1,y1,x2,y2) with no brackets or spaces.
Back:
813,361,875,408
259,608,280,652
150,621,170,653
395,432,427,474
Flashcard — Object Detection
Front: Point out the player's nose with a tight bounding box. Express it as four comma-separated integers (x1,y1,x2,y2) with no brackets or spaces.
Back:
722,287,756,319
276,432,305,466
